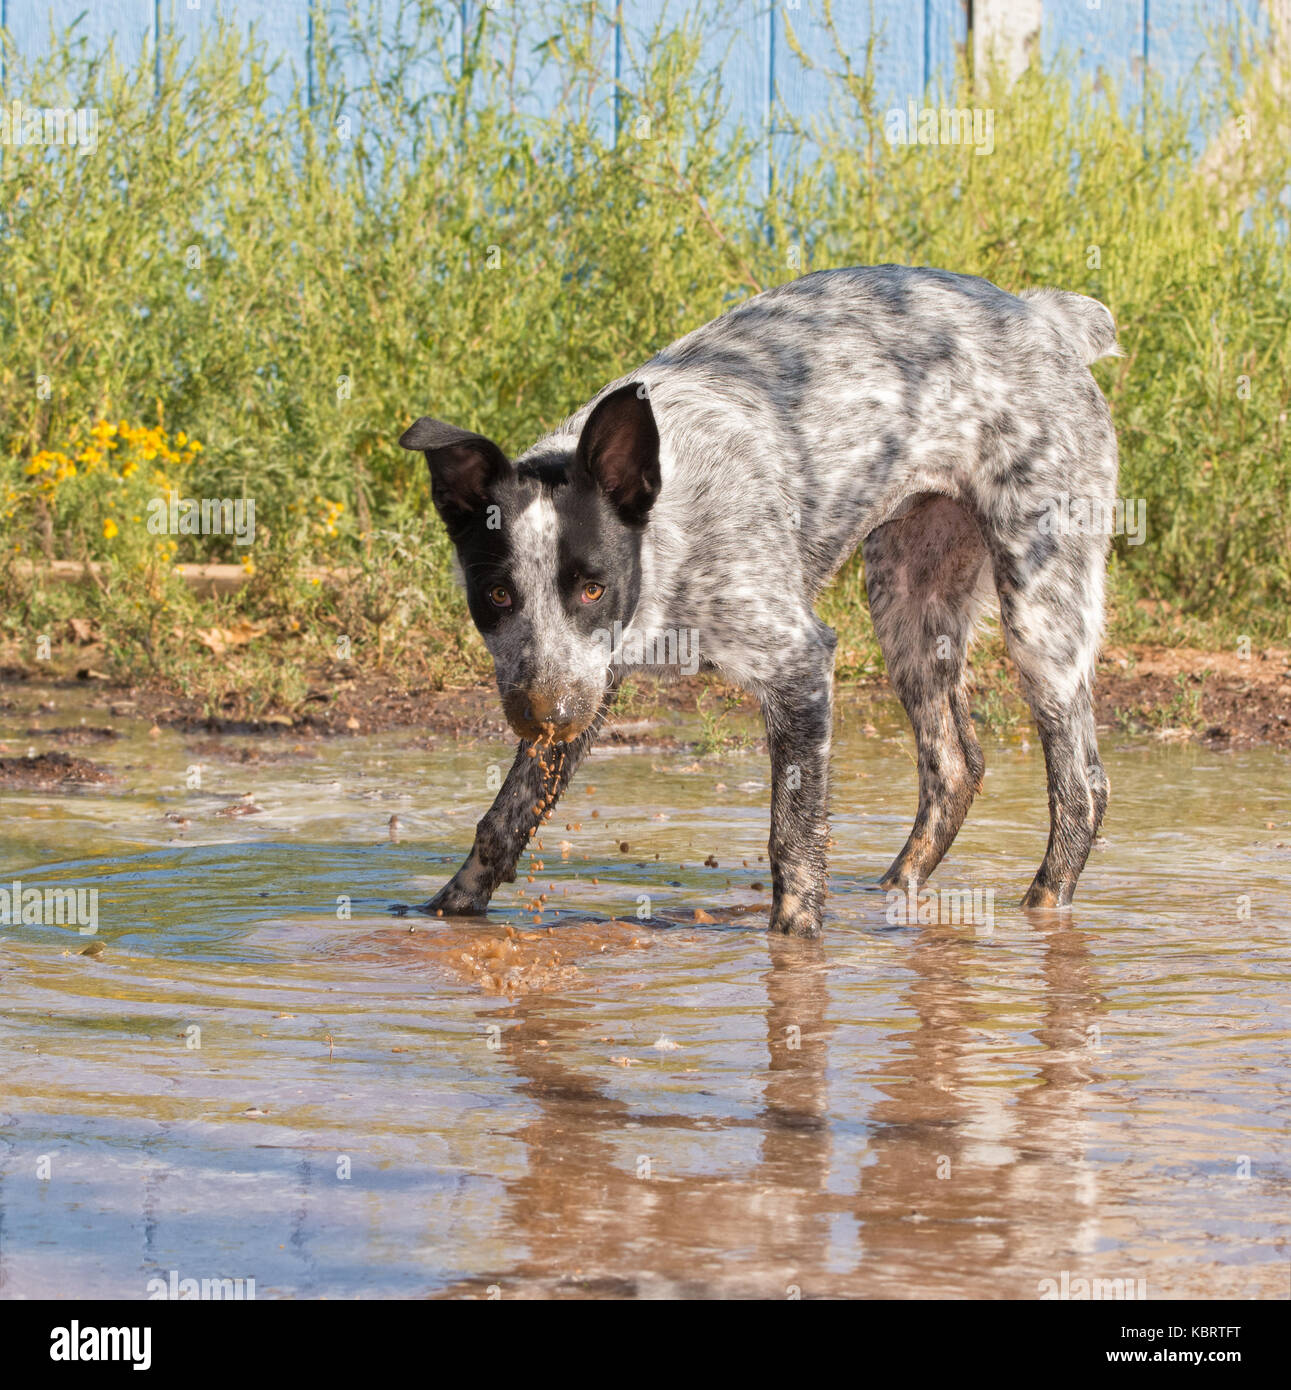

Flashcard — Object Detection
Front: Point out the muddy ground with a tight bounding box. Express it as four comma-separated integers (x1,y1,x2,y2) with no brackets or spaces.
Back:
0,749,115,789
1,643,1288,790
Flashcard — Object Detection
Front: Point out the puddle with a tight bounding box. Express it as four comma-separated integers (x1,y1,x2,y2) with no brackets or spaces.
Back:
1,687,1288,1297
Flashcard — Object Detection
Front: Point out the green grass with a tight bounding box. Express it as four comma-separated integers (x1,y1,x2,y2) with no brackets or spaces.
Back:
1113,671,1210,734
1,2,1287,694
693,688,754,756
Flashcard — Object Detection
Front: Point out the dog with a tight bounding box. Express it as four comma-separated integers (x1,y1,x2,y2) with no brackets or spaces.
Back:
399,264,1119,937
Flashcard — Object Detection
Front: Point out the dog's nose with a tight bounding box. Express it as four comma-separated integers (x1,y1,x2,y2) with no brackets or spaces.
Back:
524,691,572,726
504,686,590,743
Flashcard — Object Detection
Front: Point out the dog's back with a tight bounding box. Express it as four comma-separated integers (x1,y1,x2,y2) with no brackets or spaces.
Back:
525,264,1118,669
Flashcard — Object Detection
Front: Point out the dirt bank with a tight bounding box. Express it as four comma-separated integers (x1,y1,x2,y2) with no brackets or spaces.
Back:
1,642,1288,751
0,750,113,789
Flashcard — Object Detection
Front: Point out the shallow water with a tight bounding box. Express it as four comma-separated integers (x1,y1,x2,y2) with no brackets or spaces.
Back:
1,687,1288,1299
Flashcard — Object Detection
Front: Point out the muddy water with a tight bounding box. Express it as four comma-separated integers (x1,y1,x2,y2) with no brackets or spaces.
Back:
1,688,1288,1299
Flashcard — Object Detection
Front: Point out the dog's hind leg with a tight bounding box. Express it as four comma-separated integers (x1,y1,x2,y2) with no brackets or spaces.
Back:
420,689,616,916
864,494,992,892
991,539,1109,909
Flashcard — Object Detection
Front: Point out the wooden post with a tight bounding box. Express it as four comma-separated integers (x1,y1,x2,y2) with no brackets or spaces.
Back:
972,0,1044,82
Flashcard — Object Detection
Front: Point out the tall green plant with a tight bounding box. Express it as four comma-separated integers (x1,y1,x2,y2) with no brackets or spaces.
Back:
1,1,1287,671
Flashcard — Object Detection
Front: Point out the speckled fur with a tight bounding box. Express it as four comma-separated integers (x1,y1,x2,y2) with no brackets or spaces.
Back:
407,265,1119,934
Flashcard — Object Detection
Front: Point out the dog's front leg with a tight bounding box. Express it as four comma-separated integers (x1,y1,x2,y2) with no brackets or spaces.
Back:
422,692,615,916
762,641,835,938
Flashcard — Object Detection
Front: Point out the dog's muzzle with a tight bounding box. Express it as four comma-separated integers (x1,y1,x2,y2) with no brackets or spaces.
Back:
502,687,597,744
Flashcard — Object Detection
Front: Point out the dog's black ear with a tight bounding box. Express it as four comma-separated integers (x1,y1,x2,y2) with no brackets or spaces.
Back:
400,416,509,531
574,382,660,524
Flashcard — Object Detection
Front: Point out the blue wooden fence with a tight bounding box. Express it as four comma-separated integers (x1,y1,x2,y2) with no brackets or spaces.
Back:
0,1,1272,137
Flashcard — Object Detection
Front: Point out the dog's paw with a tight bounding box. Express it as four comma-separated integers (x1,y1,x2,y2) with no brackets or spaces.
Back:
1021,879,1074,910
419,878,491,917
768,901,824,939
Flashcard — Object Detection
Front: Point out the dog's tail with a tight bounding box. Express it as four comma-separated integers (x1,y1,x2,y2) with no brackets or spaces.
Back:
1020,288,1122,366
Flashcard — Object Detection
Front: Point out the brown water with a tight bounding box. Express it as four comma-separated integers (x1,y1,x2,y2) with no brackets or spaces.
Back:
1,688,1288,1299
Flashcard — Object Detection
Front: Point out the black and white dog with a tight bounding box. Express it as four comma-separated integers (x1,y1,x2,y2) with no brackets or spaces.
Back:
400,265,1119,937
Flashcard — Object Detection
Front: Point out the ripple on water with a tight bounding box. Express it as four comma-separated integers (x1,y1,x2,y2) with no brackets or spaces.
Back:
1,691,1288,1297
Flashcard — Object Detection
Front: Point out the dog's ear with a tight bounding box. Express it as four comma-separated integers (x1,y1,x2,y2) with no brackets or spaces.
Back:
573,382,660,524
400,417,509,531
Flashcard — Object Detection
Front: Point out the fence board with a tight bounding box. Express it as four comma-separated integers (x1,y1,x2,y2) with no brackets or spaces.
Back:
1,0,1270,147
7,0,156,82
165,0,312,105
1040,0,1146,111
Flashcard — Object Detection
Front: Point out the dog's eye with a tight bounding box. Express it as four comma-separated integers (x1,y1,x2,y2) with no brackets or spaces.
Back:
488,585,512,609
580,582,605,603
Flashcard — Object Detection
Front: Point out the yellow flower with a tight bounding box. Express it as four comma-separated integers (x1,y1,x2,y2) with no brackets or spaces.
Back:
102,517,119,539
241,554,256,576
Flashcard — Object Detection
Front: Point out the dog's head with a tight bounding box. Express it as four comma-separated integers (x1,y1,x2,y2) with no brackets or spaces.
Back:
400,383,660,744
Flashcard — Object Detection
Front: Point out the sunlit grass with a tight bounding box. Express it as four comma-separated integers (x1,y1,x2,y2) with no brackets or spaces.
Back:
1,3,1286,689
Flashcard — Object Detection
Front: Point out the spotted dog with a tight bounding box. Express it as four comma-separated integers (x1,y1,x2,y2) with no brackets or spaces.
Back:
400,265,1120,936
